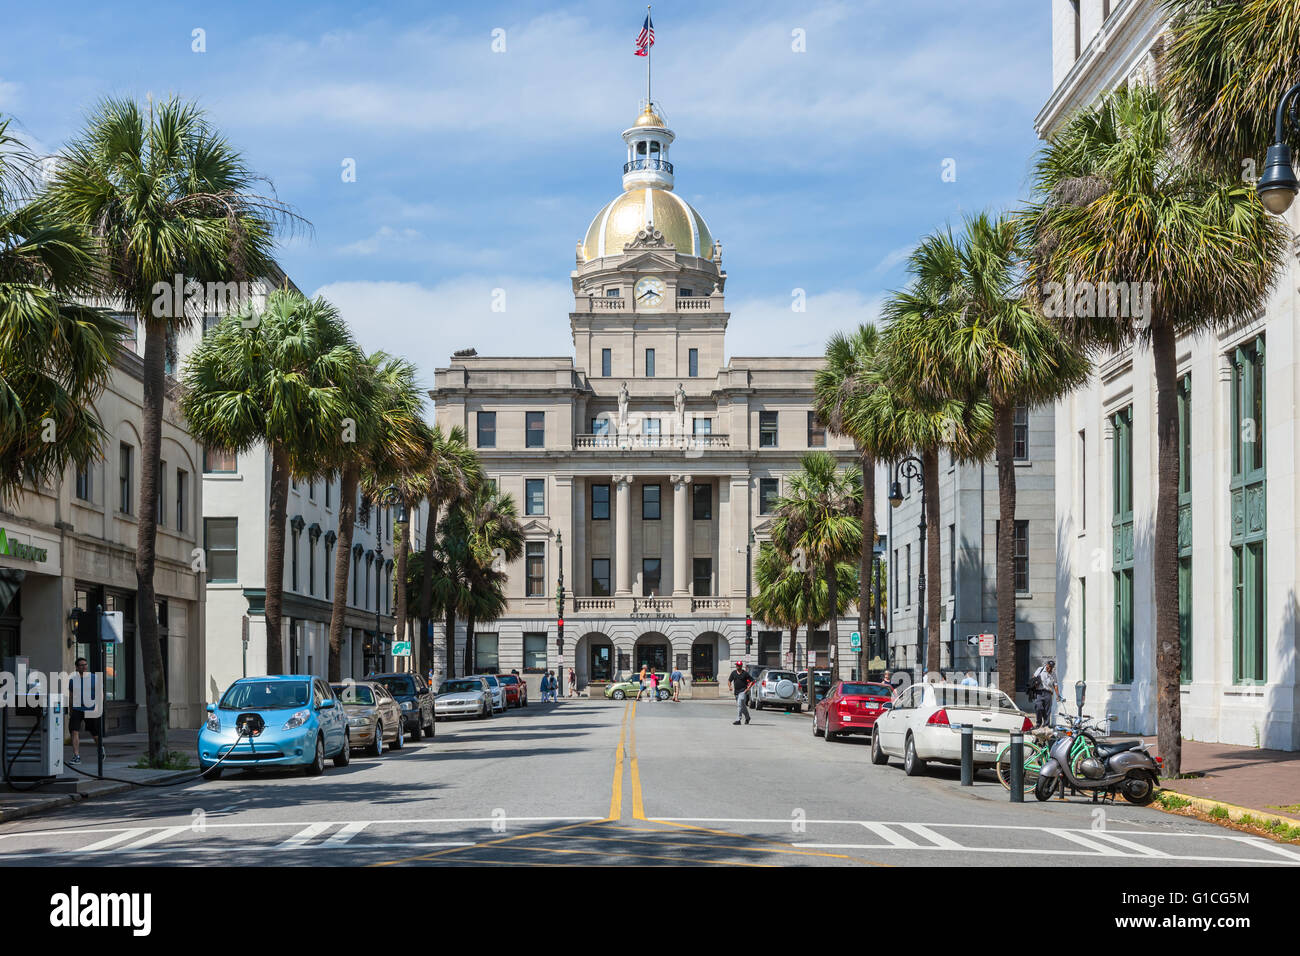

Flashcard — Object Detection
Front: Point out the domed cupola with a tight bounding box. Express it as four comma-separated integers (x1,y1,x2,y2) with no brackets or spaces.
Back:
622,104,675,190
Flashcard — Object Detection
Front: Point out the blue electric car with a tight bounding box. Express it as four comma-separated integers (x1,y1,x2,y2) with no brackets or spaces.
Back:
198,675,351,779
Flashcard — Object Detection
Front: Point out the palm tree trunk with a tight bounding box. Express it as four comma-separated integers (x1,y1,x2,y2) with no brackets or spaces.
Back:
994,400,1018,700
860,451,876,675
134,319,168,765
1152,323,1182,776
264,442,290,674
418,496,440,674
826,562,839,684
463,611,476,676
328,463,359,681
924,447,942,677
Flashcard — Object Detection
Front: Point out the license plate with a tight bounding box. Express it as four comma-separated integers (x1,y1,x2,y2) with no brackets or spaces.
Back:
975,741,995,753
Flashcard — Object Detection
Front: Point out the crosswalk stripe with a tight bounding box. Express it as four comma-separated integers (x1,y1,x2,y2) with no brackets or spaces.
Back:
1087,830,1170,857
899,823,963,850
320,822,369,847
277,823,333,849
859,822,920,848
1230,836,1300,862
1055,829,1124,855
120,827,190,851
79,829,150,852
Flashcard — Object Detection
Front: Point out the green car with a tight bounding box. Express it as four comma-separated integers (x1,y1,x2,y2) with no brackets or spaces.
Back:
604,674,670,701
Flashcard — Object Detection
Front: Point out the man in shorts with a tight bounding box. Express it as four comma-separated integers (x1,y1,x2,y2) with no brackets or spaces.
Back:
68,657,102,764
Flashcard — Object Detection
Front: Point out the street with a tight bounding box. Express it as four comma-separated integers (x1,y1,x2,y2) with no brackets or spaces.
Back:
1,700,1296,867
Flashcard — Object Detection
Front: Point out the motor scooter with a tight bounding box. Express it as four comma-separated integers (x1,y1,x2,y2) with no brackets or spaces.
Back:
1034,681,1162,805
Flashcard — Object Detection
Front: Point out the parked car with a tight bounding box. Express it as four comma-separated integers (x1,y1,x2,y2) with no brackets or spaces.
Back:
436,677,494,720
369,672,436,739
332,680,404,756
498,673,528,708
748,668,802,712
199,675,351,779
871,682,1033,776
469,673,508,713
797,670,833,704
604,674,669,700
813,680,894,741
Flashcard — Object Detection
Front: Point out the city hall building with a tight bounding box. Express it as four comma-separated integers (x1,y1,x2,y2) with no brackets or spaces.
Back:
432,103,859,691
1041,0,1300,749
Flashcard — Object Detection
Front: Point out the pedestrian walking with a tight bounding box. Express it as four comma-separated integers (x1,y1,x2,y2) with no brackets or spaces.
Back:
1029,659,1060,728
568,667,576,698
638,663,648,701
541,671,553,702
67,657,101,765
548,670,559,702
728,661,753,725
648,670,659,702
670,665,684,702
961,671,978,687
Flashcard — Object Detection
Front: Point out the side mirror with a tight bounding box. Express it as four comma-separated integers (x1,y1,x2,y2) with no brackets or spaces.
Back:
206,703,216,714
319,698,335,710
1074,680,1085,712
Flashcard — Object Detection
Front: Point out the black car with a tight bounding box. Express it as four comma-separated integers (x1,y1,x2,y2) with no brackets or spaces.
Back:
368,672,436,739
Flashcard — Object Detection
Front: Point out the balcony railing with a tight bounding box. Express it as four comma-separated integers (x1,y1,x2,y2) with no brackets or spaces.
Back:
570,595,734,615
623,158,673,174
592,297,626,310
576,433,730,450
676,296,713,310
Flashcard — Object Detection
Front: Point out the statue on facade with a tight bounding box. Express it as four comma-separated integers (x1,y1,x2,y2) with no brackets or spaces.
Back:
618,381,630,430
674,382,687,429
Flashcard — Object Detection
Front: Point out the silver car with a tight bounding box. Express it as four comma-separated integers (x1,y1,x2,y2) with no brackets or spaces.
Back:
435,677,493,720
469,673,508,714
331,681,404,756
748,668,803,712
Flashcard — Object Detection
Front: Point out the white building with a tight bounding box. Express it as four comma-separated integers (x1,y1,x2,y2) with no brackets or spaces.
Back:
1039,0,1300,749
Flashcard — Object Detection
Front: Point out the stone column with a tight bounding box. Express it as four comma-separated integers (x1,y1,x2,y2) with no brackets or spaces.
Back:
671,474,692,595
614,474,633,596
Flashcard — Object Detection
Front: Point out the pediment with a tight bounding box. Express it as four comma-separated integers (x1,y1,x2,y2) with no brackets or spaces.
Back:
615,251,680,273
520,518,552,535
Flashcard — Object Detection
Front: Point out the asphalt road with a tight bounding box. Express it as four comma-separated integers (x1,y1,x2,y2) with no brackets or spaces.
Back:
1,698,1297,867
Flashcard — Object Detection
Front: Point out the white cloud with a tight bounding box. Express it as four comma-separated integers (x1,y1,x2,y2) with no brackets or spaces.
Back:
725,289,884,358
872,244,915,274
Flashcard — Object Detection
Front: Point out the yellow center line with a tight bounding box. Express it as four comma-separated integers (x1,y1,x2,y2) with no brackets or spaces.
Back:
607,700,631,821
629,701,646,820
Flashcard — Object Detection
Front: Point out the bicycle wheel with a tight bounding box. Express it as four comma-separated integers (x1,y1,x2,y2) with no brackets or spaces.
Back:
997,742,1045,792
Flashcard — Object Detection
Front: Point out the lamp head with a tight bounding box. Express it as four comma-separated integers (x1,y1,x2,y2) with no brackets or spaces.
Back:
1257,142,1299,215
888,481,904,508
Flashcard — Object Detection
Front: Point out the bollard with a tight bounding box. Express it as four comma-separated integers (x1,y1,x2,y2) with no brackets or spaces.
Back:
960,724,974,786
1009,730,1024,802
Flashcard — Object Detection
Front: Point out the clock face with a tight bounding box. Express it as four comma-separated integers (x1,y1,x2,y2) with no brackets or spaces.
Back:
634,276,666,308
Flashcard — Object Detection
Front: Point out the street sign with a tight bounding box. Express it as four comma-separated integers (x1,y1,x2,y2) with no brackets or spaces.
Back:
967,634,978,646
850,631,861,650
100,611,124,644
392,641,412,657
979,634,995,657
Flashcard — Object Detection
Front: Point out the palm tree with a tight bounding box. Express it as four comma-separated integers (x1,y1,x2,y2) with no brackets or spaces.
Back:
1162,0,1300,173
753,541,856,684
1020,84,1286,774
814,324,883,675
888,214,1089,695
771,452,863,683
415,426,480,676
0,117,126,500
327,352,427,680
44,96,298,764
181,290,362,674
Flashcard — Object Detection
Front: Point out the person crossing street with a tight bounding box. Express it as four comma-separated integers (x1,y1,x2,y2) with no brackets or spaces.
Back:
728,661,753,725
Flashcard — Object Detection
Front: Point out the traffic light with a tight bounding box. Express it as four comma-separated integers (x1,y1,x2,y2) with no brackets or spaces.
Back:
745,616,753,654
557,617,565,653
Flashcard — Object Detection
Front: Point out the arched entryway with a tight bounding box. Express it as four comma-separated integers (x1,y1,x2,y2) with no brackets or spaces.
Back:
634,632,671,674
692,631,729,682
575,632,613,688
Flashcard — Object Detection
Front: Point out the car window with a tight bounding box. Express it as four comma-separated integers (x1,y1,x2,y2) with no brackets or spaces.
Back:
333,684,375,705
934,686,1018,712
841,683,891,697
440,680,483,694
219,680,311,710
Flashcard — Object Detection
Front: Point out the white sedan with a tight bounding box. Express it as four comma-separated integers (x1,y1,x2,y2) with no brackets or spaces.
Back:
871,682,1033,776
469,673,508,713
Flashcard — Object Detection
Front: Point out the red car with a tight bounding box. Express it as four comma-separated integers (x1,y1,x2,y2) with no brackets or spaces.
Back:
813,680,894,742
498,673,528,708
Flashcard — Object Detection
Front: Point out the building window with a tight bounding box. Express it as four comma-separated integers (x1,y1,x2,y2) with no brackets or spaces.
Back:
524,633,547,671
1014,405,1029,460
525,411,544,448
758,632,781,668
807,411,827,448
759,411,778,448
643,418,660,447
526,478,545,515
308,536,316,596
1014,520,1029,593
1231,339,1266,684
526,541,545,597
1111,405,1134,684
325,541,333,600
688,349,698,377
176,470,188,532
602,348,612,377
325,477,333,509
1177,374,1192,682
604,288,620,297
1078,429,1086,531
692,558,712,596
948,524,956,599
693,418,712,437
204,518,238,582
892,548,898,612
592,483,610,520
692,483,712,520
591,416,611,438
645,348,656,378
759,478,779,515
591,559,611,596
118,443,133,514
1079,577,1087,682
76,462,92,502
642,558,662,596
905,543,912,606
203,447,238,474
475,633,499,673
642,483,660,520
291,527,300,591
477,411,496,449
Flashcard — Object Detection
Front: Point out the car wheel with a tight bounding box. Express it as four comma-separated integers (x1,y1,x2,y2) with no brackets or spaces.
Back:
794,704,802,714
903,734,926,776
306,735,326,776
871,729,890,765
813,715,823,737
825,721,836,743
410,717,423,741
658,689,669,701
424,713,436,737
754,699,763,711
613,689,626,700
392,720,404,750
333,731,351,767
369,723,384,757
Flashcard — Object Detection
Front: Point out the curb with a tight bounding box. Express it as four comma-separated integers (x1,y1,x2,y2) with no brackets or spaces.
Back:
1157,788,1300,831
0,769,202,825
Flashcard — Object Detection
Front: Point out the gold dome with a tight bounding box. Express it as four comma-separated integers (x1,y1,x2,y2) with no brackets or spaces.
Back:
633,105,665,128
581,187,714,261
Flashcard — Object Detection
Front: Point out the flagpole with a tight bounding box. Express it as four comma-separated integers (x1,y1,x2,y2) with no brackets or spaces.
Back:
646,5,652,107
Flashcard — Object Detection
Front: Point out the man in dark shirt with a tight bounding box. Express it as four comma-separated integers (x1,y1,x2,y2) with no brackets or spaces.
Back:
727,661,753,725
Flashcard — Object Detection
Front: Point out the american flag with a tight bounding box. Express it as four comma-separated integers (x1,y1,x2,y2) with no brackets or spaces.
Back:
635,14,654,56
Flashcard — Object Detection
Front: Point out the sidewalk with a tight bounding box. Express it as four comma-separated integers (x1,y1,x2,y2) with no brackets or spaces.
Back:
1,728,199,824
1148,737,1300,825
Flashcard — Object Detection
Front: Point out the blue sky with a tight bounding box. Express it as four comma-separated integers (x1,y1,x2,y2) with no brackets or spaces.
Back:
1,0,1051,383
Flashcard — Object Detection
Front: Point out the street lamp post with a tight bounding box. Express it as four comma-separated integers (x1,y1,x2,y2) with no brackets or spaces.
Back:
872,537,886,675
556,532,565,698
889,457,926,678
1257,82,1300,215
373,539,383,672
